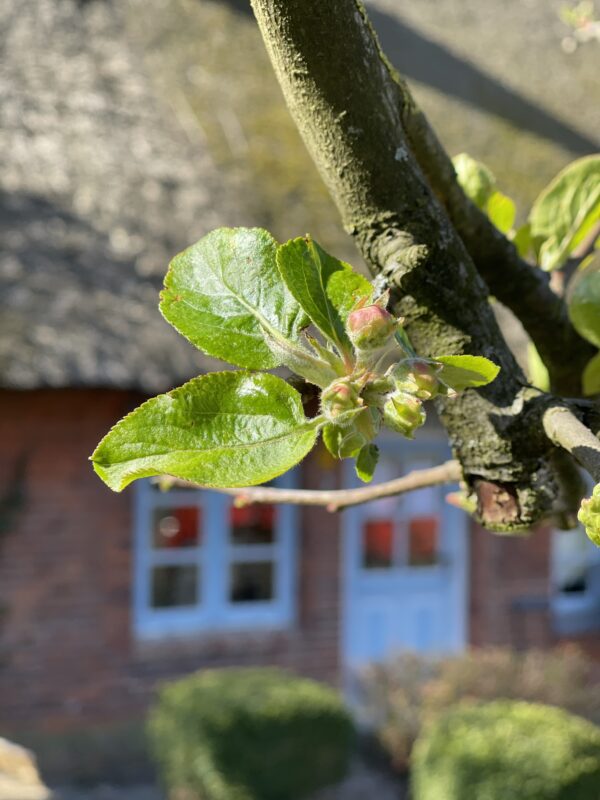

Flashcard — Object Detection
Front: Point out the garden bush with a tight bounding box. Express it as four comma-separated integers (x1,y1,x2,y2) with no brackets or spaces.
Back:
147,667,354,800
360,646,600,773
411,700,600,800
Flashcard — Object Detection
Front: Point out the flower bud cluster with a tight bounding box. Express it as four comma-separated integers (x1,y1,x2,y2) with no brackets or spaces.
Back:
578,484,600,546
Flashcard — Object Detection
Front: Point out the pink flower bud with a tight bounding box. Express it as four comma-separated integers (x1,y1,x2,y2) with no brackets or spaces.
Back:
321,380,361,421
347,305,397,350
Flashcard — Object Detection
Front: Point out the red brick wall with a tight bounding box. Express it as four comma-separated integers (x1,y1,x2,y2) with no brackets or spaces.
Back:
0,389,342,732
469,523,553,649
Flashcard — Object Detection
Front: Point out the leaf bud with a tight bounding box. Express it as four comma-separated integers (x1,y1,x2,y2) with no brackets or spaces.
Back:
347,304,397,351
382,390,426,438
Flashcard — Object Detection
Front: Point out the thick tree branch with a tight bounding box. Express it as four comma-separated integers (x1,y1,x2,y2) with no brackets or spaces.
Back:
392,90,594,397
164,460,461,511
250,0,568,529
544,406,600,482
350,1,594,396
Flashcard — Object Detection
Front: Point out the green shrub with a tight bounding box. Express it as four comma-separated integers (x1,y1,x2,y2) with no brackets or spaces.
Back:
147,667,354,800
411,700,600,800
360,646,600,773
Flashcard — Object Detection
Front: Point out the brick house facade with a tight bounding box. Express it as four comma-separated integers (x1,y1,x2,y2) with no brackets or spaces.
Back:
2,388,599,734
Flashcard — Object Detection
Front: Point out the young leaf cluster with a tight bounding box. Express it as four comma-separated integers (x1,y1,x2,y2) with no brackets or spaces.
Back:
91,228,499,491
455,153,600,398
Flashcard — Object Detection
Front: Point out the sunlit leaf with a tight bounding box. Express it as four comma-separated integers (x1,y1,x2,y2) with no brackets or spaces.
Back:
91,372,319,491
530,154,600,271
453,153,496,209
435,355,500,391
160,228,307,370
277,236,371,358
567,252,600,347
486,191,516,234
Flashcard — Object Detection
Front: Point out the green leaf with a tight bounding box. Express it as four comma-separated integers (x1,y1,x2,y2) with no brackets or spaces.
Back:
512,223,532,259
527,342,550,392
486,191,516,234
452,153,496,209
276,236,371,358
435,355,500,391
567,252,600,347
355,444,379,483
160,228,307,370
91,372,319,491
583,351,600,396
529,154,600,271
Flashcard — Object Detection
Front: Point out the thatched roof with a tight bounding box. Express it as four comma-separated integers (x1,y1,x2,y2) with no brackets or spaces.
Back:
2,0,597,393
0,0,237,393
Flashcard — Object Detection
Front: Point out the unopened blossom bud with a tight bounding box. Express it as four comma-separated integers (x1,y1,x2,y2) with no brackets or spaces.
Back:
321,380,361,422
391,359,440,400
347,304,397,350
578,485,600,546
382,391,426,438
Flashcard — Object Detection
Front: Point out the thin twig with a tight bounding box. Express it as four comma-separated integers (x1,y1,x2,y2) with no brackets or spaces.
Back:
163,459,462,511
543,406,600,483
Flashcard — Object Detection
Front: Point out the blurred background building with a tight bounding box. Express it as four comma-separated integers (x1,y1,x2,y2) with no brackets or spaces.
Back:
1,0,599,752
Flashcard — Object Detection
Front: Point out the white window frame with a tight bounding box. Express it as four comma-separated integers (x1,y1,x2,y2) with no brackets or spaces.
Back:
132,473,298,640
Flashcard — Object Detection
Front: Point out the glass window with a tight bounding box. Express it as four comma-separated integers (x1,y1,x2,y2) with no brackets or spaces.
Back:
230,562,274,602
363,519,394,568
408,516,439,566
229,504,275,545
153,506,201,549
135,480,296,637
151,565,198,608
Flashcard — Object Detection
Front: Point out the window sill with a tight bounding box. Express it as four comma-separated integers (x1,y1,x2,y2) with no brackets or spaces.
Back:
132,625,292,662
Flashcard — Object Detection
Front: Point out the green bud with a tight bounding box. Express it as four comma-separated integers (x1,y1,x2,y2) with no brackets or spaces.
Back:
382,390,426,438
346,304,397,351
578,484,600,546
390,359,441,399
321,380,361,423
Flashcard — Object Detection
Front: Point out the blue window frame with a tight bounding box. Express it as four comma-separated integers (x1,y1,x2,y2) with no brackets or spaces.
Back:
551,525,600,635
133,474,298,639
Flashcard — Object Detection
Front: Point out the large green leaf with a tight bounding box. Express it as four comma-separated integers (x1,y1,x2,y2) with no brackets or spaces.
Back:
567,253,600,347
91,372,319,491
529,155,600,271
160,228,307,370
435,355,500,391
276,236,372,358
452,153,496,209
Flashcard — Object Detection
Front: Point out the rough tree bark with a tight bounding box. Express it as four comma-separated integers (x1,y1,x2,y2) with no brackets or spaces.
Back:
249,0,589,530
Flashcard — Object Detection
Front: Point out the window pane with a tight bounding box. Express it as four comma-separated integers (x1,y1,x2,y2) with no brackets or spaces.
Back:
408,516,439,566
362,519,394,568
151,565,198,608
230,561,274,602
229,504,275,545
153,506,201,549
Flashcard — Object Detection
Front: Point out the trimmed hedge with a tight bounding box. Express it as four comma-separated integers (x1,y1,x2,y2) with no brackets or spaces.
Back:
147,667,354,800
412,700,600,800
